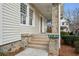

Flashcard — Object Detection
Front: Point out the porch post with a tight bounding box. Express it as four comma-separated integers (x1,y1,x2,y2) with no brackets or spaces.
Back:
48,4,59,56
52,4,59,34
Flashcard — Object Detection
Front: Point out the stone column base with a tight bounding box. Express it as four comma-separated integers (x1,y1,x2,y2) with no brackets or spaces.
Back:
48,39,59,56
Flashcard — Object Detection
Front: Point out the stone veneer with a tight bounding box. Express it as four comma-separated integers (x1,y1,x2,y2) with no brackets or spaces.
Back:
48,3,59,56
48,39,59,56
0,34,31,56
52,4,59,34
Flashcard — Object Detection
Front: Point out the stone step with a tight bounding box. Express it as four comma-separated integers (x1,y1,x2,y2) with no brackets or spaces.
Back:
28,44,48,49
33,36,48,39
31,38,49,42
28,34,49,50
33,34,48,36
32,34,48,39
29,41,48,45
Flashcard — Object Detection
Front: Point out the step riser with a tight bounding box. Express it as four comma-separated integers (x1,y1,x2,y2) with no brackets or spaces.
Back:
30,40,49,42
33,34,48,36
28,43,48,49
31,38,49,41
28,34,49,50
32,35,48,38
28,46,47,50
28,45,48,49
29,42,48,45
32,37,48,39
29,40,48,44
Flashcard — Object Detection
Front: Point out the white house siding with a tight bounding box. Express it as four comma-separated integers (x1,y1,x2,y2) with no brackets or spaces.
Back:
21,4,44,34
0,4,2,44
0,3,21,45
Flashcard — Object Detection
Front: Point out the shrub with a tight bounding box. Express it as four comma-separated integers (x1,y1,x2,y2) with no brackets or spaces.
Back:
48,34,59,39
61,31,69,36
61,35,75,46
61,34,79,53
69,32,73,35
74,37,79,53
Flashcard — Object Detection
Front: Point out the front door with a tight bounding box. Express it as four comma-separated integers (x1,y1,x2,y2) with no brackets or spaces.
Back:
47,20,52,33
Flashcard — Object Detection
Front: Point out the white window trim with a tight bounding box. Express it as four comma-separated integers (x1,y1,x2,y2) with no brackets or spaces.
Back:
28,5,35,27
20,3,28,26
20,4,35,27
39,14,44,33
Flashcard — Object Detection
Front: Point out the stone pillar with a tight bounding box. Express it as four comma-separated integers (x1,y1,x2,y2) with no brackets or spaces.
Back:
48,39,59,56
52,3,59,55
48,4,59,56
60,4,64,17
52,4,59,34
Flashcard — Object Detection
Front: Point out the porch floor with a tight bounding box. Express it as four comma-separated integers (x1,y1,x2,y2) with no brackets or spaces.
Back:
16,48,48,56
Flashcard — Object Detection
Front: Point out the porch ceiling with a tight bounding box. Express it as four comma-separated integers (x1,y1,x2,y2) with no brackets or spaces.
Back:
32,3,52,20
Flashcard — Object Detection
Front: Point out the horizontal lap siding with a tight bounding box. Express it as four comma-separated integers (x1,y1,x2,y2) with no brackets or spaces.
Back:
0,4,2,44
1,3,21,45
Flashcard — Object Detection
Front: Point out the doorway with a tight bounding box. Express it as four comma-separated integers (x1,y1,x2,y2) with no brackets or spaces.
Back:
47,20,52,33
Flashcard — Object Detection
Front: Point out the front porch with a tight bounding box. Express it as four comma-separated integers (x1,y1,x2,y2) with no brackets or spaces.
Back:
16,33,59,56
18,3,59,56
0,3,59,56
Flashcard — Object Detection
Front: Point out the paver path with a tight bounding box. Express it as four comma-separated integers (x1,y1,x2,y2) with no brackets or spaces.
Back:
16,48,48,56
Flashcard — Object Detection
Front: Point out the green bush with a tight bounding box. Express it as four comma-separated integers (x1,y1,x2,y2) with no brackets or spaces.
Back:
61,35,75,46
61,35,79,53
48,34,59,39
61,31,69,36
69,32,73,35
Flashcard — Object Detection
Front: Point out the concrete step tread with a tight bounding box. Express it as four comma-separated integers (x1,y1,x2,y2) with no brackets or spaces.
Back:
28,44,48,49
32,37,49,39
33,34,48,36
31,39,49,42
29,41,48,45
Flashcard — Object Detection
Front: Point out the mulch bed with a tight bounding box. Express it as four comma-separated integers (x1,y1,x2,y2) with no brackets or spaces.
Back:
7,47,24,56
59,44,79,56
0,47,24,56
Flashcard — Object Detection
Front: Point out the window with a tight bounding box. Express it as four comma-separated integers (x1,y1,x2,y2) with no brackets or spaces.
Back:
66,23,68,25
62,22,64,25
29,8,33,25
20,3,27,24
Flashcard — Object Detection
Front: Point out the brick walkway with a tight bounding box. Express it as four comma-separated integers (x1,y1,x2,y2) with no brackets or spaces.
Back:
59,45,79,56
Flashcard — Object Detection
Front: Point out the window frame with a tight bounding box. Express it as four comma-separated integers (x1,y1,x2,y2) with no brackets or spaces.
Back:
20,3,27,25
29,8,34,25
62,22,64,25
